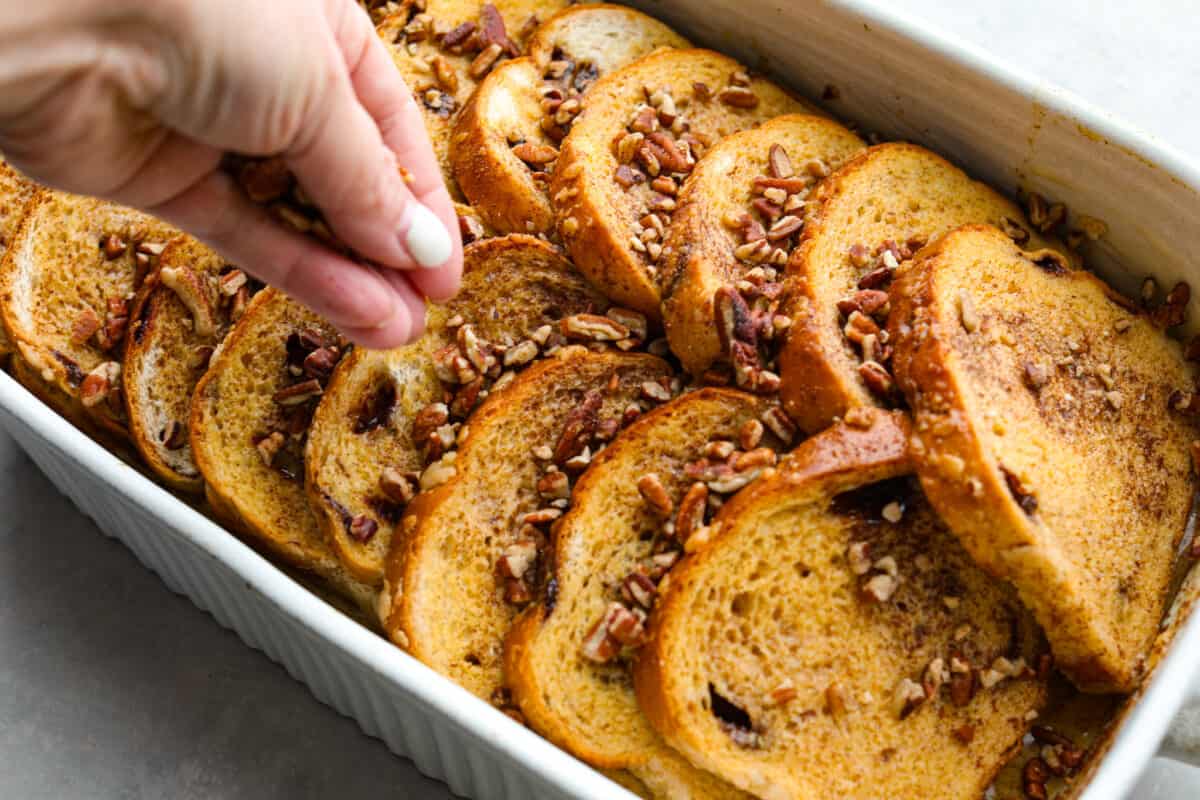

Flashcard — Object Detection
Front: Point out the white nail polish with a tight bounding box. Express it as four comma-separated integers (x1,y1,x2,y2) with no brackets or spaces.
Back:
404,203,452,269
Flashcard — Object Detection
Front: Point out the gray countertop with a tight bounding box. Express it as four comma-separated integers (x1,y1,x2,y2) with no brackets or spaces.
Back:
2,1,1199,798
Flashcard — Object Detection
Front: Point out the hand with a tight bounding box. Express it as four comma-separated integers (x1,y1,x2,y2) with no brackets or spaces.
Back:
0,0,460,348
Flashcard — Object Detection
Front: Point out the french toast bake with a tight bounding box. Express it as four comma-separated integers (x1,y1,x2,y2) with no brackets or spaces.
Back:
777,142,1067,434
659,114,865,378
634,410,1049,800
123,237,260,493
376,0,570,199
505,387,786,797
3,3,1197,798
451,3,689,234
551,48,816,317
305,234,611,585
889,224,1198,693
381,348,674,700
189,288,376,615
0,191,178,439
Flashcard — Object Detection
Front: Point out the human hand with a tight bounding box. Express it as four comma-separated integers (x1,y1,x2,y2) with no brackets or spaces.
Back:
0,0,460,348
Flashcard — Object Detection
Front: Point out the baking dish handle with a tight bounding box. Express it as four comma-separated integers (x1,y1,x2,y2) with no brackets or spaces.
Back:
1160,676,1200,766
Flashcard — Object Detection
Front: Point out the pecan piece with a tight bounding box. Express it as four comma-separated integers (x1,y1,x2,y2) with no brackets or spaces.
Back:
674,482,709,543
637,473,673,516
717,86,759,108
80,361,121,408
553,390,602,464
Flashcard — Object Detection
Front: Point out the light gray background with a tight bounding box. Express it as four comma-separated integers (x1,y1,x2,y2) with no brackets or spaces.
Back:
2,1,1199,798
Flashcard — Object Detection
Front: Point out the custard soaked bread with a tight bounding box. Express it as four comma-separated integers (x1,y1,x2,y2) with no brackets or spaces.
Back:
551,48,814,318
0,191,177,437
0,161,36,361
190,289,375,614
659,114,864,378
889,225,1198,692
505,388,791,799
377,0,569,198
123,237,260,493
451,4,689,234
305,235,612,586
777,142,1067,434
634,409,1048,800
381,348,674,701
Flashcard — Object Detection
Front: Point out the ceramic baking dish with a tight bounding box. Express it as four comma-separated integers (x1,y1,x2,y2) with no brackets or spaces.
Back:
2,1,1199,797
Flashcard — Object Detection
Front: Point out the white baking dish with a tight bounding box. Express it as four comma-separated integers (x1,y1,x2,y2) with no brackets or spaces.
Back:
2,1,1199,797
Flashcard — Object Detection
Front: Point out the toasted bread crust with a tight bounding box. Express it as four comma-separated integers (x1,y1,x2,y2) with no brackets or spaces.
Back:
190,288,376,614
552,48,814,318
122,237,251,493
504,388,766,796
778,143,1066,434
659,114,864,375
0,191,178,438
378,0,569,199
889,224,1196,692
635,409,1046,800
451,4,688,234
383,348,673,699
306,235,610,585
0,160,37,360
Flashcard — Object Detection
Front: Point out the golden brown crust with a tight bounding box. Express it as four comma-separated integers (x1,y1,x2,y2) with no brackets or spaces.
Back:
0,160,37,360
659,114,864,375
382,348,673,700
305,235,610,585
551,48,814,318
504,388,769,797
451,4,688,234
0,191,178,439
777,142,1066,434
888,224,1196,692
634,409,1047,799
190,289,376,616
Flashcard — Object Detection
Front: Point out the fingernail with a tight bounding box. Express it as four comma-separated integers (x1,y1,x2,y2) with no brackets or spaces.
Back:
403,203,452,269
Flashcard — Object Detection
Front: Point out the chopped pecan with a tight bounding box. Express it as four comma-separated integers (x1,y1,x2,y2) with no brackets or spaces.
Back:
80,361,121,408
100,233,127,260
512,142,558,166
858,361,894,397
837,289,890,318
717,86,759,108
496,538,539,581
767,144,793,179
536,469,570,500
760,407,796,443
70,307,102,346
273,378,323,406
621,571,658,610
674,482,709,542
349,514,379,543
561,313,628,342
379,467,418,505
894,678,927,720
637,473,673,516
553,390,602,464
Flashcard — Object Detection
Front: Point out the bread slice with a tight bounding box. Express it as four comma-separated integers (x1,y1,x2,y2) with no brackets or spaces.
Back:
381,348,674,701
451,3,689,234
551,48,815,318
889,224,1198,692
777,142,1069,434
377,0,570,199
659,114,865,378
505,387,789,798
123,236,260,492
0,190,178,438
0,160,37,362
190,288,375,614
305,235,612,586
633,408,1048,799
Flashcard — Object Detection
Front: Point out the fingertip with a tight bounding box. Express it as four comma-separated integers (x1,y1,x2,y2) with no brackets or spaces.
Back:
402,202,454,269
